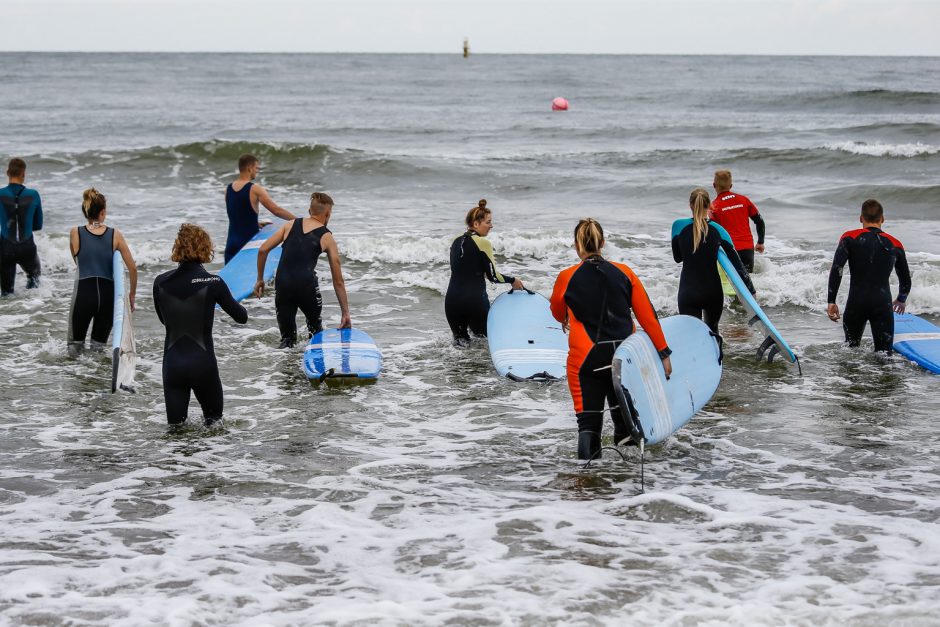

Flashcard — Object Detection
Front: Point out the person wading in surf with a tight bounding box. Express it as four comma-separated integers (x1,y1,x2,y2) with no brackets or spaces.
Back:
0,158,43,295
709,169,766,273
223,153,296,264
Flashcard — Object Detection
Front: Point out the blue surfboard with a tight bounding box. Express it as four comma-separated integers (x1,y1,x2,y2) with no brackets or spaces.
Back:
893,313,940,374
612,315,722,446
486,289,568,381
303,328,383,381
218,223,283,302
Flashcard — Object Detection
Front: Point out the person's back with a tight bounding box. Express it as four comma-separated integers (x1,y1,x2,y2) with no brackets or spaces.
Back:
836,228,906,301
0,158,43,295
710,169,765,272
224,180,257,263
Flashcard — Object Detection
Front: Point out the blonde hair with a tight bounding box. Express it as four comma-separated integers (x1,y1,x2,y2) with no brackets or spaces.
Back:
465,199,490,229
713,170,732,193
171,223,215,263
574,218,604,256
689,188,711,253
82,188,107,221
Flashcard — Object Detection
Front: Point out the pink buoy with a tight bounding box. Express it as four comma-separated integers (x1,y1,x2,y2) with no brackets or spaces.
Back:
552,97,569,111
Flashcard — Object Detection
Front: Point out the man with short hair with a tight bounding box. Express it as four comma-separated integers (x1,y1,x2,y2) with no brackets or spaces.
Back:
710,169,766,273
0,158,43,295
224,154,296,264
827,199,911,353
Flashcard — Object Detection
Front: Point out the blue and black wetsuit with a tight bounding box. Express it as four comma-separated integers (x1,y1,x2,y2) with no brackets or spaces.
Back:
224,182,258,264
274,219,329,346
828,226,911,352
672,219,754,334
444,230,515,343
68,226,115,355
153,262,247,425
0,183,43,295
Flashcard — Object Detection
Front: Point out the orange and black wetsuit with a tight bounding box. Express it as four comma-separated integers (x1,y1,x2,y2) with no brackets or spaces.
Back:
445,230,515,343
550,255,670,456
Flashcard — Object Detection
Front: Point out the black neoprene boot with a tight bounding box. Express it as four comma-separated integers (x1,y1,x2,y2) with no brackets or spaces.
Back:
577,431,601,460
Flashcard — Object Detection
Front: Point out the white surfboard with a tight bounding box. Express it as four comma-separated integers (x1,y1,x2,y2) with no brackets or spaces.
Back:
111,251,137,393
487,289,568,381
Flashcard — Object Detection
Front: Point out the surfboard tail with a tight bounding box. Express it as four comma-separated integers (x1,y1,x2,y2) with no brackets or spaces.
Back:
611,357,645,445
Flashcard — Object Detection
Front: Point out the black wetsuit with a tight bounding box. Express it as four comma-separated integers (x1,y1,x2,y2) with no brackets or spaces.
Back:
671,219,754,334
153,262,247,425
274,219,328,346
69,226,115,354
828,226,911,352
224,182,257,264
0,183,43,295
444,231,515,342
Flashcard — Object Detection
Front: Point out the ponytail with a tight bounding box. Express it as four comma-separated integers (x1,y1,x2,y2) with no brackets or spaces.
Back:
82,188,107,221
465,199,490,229
574,218,604,256
689,188,710,253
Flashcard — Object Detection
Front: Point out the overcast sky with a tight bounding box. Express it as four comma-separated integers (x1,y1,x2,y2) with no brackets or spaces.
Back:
1,0,938,55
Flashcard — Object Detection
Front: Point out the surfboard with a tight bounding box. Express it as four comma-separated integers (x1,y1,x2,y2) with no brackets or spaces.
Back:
612,315,722,446
218,223,283,302
111,251,137,393
303,328,383,382
893,313,940,374
717,263,736,298
486,289,568,381
717,248,799,369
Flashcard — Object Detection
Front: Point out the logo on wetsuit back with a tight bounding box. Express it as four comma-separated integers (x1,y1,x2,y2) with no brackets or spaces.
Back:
191,277,220,284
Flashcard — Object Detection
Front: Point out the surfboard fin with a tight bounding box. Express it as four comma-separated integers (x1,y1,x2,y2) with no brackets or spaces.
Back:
756,336,775,362
748,315,761,328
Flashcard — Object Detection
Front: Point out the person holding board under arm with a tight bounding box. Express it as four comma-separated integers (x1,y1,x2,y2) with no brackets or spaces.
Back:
68,188,138,357
827,199,911,353
224,153,296,264
253,192,351,349
709,169,766,273
551,218,672,460
445,199,525,346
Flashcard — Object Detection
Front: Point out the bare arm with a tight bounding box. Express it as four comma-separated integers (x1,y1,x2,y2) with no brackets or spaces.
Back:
253,222,291,298
253,185,296,221
114,229,138,311
69,227,79,259
322,232,351,328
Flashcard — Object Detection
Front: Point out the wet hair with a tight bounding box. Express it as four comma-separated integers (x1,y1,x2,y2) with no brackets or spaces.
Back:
238,154,259,173
574,218,604,256
689,188,711,253
171,223,215,263
861,198,884,222
713,169,732,192
6,158,25,178
465,199,490,229
82,188,107,221
309,191,334,214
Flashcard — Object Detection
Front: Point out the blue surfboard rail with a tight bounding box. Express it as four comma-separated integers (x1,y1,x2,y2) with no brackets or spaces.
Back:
303,328,383,381
218,223,283,302
487,289,567,381
893,313,940,374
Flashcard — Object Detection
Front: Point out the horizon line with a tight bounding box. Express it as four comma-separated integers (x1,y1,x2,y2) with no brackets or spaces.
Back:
0,50,937,58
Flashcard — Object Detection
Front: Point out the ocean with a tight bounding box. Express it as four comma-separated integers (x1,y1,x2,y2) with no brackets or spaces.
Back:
0,52,938,625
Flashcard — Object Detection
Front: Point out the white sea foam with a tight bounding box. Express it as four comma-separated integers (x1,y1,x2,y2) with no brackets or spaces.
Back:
824,141,940,158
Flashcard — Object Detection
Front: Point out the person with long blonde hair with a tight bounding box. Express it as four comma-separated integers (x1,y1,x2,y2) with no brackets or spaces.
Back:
550,218,672,460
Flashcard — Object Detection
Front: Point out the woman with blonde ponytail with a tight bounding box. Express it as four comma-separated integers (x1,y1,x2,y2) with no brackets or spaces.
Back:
67,188,137,357
445,199,525,345
671,188,754,335
550,218,672,460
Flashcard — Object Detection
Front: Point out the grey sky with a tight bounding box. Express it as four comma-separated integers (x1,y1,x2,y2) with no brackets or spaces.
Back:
1,0,938,55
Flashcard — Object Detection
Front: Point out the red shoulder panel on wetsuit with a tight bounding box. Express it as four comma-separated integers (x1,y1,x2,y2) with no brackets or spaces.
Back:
879,231,904,249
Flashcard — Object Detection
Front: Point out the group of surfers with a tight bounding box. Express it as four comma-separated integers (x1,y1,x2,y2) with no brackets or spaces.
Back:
0,156,913,456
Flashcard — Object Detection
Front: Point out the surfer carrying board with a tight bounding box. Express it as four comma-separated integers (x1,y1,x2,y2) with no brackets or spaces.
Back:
253,192,351,349
709,169,766,273
827,199,911,353
445,199,525,346
68,188,138,357
223,154,296,264
672,188,755,334
550,218,672,460
0,158,43,295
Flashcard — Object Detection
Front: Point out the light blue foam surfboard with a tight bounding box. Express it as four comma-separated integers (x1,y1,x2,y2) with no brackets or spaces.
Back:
612,315,722,446
111,251,137,393
218,223,283,302
303,328,383,382
486,289,568,381
893,313,940,374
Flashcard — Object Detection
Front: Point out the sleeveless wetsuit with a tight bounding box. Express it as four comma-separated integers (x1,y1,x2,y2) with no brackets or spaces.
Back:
445,231,515,342
671,219,755,334
224,182,257,264
550,256,670,453
69,226,115,354
153,262,248,425
274,219,329,345
828,226,911,352
710,190,765,272
0,183,43,295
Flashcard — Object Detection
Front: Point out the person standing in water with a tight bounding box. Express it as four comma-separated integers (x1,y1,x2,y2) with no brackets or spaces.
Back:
672,188,755,334
224,154,296,264
551,218,672,460
68,188,138,357
827,199,911,353
445,199,524,345
154,224,247,427
710,169,766,273
0,158,43,295
253,192,351,348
